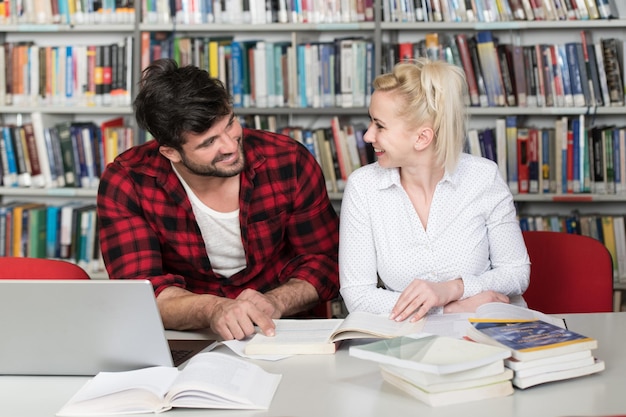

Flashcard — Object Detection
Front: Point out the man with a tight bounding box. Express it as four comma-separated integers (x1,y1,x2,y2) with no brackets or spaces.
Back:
97,59,339,340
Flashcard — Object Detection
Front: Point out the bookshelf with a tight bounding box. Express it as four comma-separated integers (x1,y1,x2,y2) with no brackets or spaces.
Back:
1,0,626,309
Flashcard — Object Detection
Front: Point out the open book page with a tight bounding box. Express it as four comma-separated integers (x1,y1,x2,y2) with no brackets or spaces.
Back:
57,352,282,416
244,319,344,355
472,303,566,328
330,311,426,342
244,312,426,355
419,303,565,340
166,352,282,409
57,367,180,416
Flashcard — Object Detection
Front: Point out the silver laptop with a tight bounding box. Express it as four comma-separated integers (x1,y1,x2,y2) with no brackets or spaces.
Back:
0,279,213,375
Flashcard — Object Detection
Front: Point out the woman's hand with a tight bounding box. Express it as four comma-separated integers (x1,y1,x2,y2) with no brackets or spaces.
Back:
390,278,464,322
444,291,510,314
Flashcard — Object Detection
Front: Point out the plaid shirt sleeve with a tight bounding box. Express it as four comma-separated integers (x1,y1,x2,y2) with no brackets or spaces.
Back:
276,136,340,301
238,130,340,302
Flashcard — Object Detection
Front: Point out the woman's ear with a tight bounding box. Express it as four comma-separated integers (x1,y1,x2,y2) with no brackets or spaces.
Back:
414,127,435,151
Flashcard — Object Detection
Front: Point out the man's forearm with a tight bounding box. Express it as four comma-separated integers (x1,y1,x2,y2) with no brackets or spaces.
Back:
265,278,320,317
156,286,223,330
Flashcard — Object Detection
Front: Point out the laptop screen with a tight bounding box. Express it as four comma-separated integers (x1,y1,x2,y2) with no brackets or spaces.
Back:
0,279,191,375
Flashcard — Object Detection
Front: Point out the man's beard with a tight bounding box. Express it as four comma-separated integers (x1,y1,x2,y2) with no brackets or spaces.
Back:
179,141,245,178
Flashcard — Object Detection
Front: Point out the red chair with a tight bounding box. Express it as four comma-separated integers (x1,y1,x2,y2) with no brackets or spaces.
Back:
0,257,90,279
522,231,614,314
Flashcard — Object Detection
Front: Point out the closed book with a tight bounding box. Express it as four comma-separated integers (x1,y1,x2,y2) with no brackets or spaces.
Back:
600,38,625,107
467,319,598,362
475,31,505,107
10,125,32,187
0,125,18,187
455,33,481,107
380,368,514,407
517,127,530,194
349,335,511,375
380,358,506,388
512,358,605,389
380,364,513,394
56,121,77,187
504,349,593,371
512,353,595,378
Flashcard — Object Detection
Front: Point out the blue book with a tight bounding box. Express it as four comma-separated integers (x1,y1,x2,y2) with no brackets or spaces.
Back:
468,319,597,362
556,44,573,107
46,205,61,259
1,126,18,187
475,31,505,107
230,41,244,107
571,118,581,193
265,41,276,107
564,42,585,107
297,43,308,107
274,43,290,107
318,42,335,108
66,46,74,99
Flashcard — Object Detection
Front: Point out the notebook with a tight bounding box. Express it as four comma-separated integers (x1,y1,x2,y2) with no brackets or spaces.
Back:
0,279,214,375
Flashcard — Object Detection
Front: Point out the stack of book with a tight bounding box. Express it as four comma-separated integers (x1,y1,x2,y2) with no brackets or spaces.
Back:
466,319,605,389
349,335,514,407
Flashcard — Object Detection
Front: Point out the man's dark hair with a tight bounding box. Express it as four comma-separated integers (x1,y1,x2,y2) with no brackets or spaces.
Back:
133,58,233,149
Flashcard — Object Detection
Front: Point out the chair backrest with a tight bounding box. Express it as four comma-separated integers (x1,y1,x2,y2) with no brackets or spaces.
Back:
522,231,613,314
0,257,90,279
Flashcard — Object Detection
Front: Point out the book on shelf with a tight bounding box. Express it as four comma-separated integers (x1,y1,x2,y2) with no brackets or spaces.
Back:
600,38,625,107
475,31,506,107
0,125,19,187
348,334,512,375
454,33,481,107
466,319,598,362
380,366,513,407
244,311,427,355
56,352,282,416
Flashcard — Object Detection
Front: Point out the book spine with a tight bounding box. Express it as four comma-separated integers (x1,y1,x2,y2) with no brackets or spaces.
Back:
517,127,530,194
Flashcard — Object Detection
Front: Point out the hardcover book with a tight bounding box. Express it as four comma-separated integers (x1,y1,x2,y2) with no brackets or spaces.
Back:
466,319,598,362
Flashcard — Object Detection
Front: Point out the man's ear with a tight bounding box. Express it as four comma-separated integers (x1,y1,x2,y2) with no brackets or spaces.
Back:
159,145,182,163
414,127,435,151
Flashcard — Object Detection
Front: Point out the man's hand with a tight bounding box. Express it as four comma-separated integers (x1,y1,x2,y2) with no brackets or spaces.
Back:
443,291,510,314
236,288,282,319
210,296,276,341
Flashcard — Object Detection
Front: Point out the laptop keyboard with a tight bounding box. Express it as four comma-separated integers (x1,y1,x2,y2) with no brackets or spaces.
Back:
171,349,194,367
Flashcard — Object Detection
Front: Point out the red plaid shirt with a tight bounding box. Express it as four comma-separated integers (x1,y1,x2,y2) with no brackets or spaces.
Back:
97,128,339,303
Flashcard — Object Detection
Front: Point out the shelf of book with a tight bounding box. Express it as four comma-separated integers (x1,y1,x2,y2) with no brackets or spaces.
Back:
0,106,133,115
140,22,378,32
2,0,626,295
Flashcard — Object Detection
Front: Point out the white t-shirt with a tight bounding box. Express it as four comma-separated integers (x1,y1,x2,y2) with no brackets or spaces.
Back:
173,166,246,277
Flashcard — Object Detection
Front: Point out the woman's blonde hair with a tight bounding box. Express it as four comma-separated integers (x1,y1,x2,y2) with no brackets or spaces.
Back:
372,58,469,172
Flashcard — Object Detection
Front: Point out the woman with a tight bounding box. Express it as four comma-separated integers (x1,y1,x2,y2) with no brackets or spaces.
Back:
339,58,530,322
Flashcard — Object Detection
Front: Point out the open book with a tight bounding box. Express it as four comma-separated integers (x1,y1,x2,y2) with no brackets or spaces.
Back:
244,311,426,355
56,352,282,416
